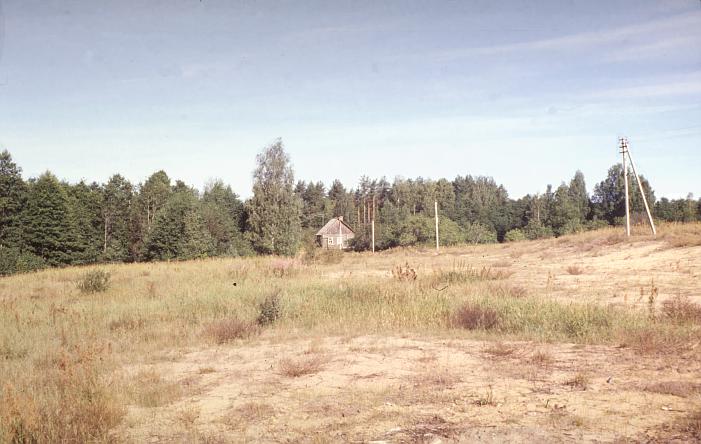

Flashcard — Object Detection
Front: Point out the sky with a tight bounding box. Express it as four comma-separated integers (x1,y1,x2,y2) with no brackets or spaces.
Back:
0,0,699,199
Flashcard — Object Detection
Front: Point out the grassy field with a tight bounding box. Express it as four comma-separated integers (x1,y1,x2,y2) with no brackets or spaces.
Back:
1,223,700,443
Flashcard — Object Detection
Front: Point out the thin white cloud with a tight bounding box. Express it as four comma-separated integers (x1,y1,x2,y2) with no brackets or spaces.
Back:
603,35,701,62
425,11,701,61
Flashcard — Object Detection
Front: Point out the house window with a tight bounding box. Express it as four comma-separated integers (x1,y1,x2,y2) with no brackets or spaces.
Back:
328,237,333,245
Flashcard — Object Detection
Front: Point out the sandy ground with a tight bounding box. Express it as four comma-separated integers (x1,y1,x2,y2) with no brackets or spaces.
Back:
112,235,701,443
116,335,700,443
327,237,701,308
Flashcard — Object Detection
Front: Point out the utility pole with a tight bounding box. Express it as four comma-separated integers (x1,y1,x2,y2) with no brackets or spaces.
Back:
619,137,657,237
620,137,631,237
434,201,439,253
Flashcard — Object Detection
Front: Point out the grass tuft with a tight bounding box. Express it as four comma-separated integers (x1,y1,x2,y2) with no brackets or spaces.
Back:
278,355,326,378
76,269,111,294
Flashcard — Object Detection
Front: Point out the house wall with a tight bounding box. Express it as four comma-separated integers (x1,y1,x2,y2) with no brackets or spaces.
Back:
318,233,354,249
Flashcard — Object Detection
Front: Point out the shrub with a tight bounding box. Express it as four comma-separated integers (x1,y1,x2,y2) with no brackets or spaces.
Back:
661,296,701,324
204,318,260,344
278,355,325,377
0,248,46,276
451,303,500,330
257,293,281,326
463,222,498,244
523,221,554,240
76,270,111,294
504,229,526,242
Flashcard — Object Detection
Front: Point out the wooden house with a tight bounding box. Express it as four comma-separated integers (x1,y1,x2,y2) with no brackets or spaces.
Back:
316,217,355,249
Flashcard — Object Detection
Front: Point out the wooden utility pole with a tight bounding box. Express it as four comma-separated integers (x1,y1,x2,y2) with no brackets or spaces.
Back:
434,201,439,252
371,219,375,253
620,137,631,237
619,137,657,237
626,144,656,236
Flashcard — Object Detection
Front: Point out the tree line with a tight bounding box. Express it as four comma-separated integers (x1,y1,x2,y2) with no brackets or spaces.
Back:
1,140,699,274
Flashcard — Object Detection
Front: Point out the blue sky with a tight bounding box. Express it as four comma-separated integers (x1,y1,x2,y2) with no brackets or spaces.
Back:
0,0,699,199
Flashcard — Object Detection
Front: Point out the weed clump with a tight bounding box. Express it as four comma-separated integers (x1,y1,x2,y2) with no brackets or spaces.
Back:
204,318,260,344
451,303,500,330
392,262,417,281
257,293,281,326
76,269,111,294
278,355,325,377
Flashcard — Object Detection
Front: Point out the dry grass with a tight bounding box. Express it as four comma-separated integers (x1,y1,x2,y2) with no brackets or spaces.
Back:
1,224,700,441
564,372,590,390
410,368,462,388
492,260,512,268
203,318,261,344
565,265,584,275
661,295,701,324
451,303,500,330
529,350,555,367
483,342,517,358
474,385,497,406
126,369,185,408
659,222,701,248
643,381,701,398
223,402,276,427
278,355,326,378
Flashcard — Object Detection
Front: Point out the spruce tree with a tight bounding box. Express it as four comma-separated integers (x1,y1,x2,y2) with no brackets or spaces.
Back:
246,139,302,255
22,172,78,266
102,174,134,261
65,181,103,263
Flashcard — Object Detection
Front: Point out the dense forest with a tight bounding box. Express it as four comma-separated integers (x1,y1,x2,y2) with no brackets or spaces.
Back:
1,140,700,274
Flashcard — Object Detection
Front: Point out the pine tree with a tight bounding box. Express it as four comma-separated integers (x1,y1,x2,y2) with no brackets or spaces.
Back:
246,139,302,255
22,172,78,266
0,150,27,249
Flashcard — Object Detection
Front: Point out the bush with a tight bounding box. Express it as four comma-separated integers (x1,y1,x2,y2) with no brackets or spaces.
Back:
463,222,498,244
662,296,701,324
257,293,281,326
76,270,111,294
0,248,46,276
523,221,554,240
504,229,526,242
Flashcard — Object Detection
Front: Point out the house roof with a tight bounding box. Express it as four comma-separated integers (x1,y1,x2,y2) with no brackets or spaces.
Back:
316,217,355,236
